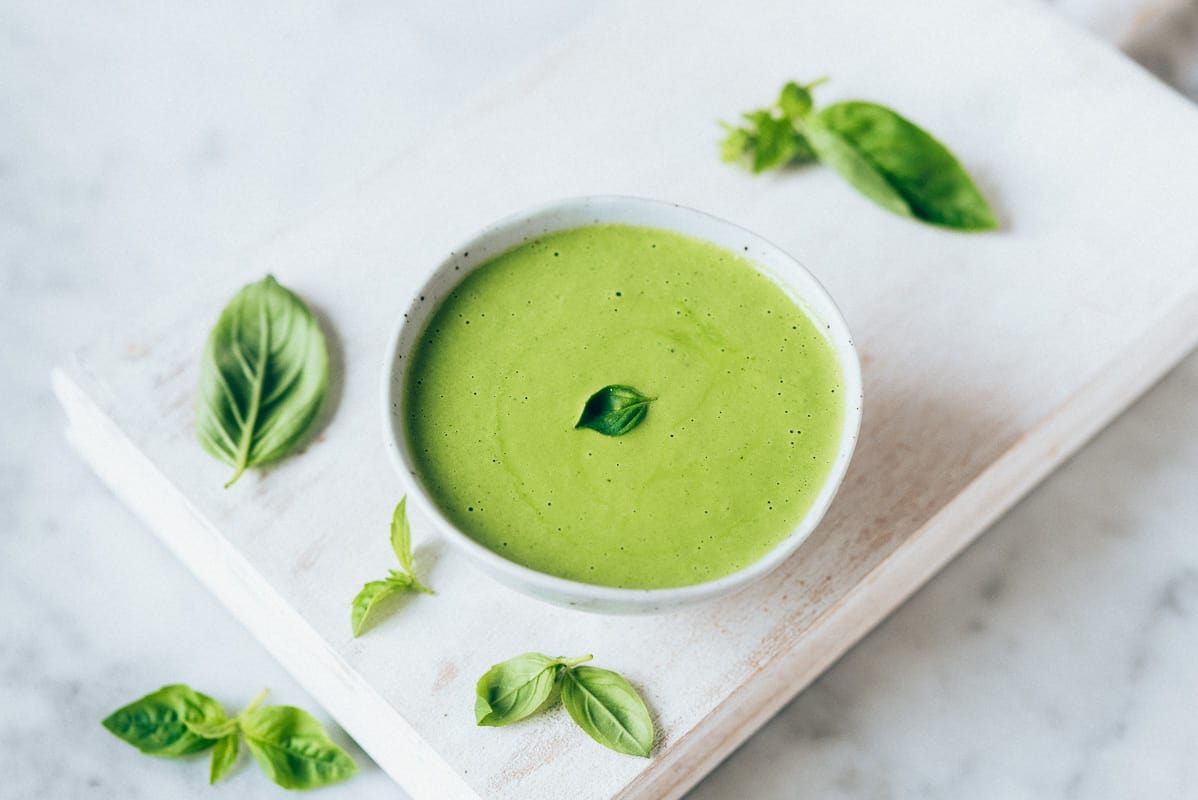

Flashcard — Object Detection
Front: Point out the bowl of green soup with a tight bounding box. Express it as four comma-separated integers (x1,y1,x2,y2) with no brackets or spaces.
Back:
383,197,862,613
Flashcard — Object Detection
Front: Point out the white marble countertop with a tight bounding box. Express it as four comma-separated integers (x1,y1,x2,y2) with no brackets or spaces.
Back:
3,1,1196,797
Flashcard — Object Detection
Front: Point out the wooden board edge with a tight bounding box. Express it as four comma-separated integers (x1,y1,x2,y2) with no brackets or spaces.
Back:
619,291,1198,800
51,365,483,800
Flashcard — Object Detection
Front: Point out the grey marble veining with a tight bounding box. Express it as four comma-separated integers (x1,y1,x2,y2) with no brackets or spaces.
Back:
2,1,1196,798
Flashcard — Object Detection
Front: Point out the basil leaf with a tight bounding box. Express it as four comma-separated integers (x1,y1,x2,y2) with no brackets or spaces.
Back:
195,274,329,487
475,653,591,727
719,122,753,164
807,101,997,230
239,705,358,790
101,684,226,757
778,81,814,120
575,385,655,436
720,112,815,173
388,498,432,594
209,732,239,785
748,112,801,173
560,666,655,758
389,496,414,573
803,117,911,217
350,578,406,637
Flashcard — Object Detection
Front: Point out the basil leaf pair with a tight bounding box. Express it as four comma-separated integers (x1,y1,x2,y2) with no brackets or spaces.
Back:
720,78,997,231
475,653,655,758
102,685,357,789
576,385,655,437
474,653,591,727
195,275,329,487
351,496,434,637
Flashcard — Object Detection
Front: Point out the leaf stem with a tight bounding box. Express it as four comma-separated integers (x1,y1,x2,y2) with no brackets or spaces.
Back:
559,654,594,670
242,688,270,716
224,465,247,489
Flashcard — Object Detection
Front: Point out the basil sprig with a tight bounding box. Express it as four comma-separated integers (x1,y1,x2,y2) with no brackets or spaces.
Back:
102,685,357,789
195,274,329,487
721,78,997,231
351,496,434,637
475,653,655,758
474,653,593,727
575,385,655,436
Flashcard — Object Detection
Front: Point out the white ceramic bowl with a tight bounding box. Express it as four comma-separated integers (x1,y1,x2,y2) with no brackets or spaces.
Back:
382,196,862,613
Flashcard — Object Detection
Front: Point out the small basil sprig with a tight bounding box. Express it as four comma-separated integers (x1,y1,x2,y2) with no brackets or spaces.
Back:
195,274,329,487
575,385,655,436
720,78,997,231
475,653,655,758
102,685,357,789
351,496,433,637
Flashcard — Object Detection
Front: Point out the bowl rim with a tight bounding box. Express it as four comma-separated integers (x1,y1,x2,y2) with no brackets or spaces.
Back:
381,195,863,610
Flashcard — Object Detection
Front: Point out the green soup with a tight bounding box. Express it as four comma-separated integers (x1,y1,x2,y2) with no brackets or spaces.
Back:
405,224,844,589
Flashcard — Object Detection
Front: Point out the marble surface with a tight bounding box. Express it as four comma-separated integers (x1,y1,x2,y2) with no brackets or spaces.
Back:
2,1,1195,797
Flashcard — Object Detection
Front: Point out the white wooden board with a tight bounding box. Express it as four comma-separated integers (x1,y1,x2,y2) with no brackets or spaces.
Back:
55,0,1198,797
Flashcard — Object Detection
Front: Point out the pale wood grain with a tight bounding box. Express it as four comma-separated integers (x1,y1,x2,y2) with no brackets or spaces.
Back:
55,0,1198,797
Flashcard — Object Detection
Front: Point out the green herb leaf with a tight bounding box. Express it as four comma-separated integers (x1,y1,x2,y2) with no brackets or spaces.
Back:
803,114,911,217
719,123,752,164
101,684,227,757
195,274,329,487
808,101,996,230
350,497,433,637
575,385,655,436
778,81,814,119
350,578,405,637
390,496,414,573
239,705,358,790
209,732,240,785
387,498,433,594
751,112,807,173
560,666,655,757
475,653,592,727
719,111,815,173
